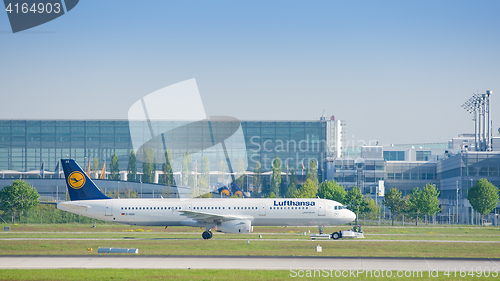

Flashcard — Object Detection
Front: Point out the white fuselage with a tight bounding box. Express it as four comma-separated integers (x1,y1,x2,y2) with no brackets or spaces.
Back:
57,198,355,227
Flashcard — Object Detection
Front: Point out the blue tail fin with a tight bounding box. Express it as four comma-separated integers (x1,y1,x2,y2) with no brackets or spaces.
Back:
218,185,232,196
231,182,248,198
61,159,110,201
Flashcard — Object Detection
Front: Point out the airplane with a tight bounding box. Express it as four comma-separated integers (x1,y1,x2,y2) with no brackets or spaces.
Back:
216,183,247,198
217,184,232,197
57,159,356,239
231,182,248,198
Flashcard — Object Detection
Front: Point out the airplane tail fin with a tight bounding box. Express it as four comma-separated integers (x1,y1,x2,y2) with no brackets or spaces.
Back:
218,185,232,197
231,182,248,198
61,159,110,201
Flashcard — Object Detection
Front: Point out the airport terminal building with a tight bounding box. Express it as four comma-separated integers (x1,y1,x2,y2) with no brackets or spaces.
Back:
0,118,342,176
0,118,342,197
0,118,499,224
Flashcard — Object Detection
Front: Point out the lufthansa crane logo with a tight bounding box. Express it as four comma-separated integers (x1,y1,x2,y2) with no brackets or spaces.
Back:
68,171,85,189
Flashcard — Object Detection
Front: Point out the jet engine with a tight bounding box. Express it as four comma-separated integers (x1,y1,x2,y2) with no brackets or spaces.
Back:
219,220,252,234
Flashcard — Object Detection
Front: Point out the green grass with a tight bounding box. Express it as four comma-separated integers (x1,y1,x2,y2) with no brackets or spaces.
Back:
0,269,497,280
1,239,500,258
2,224,500,241
1,224,500,258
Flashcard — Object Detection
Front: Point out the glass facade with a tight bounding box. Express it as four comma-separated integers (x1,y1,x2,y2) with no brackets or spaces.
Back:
0,120,329,179
383,151,405,161
333,158,385,193
416,151,431,161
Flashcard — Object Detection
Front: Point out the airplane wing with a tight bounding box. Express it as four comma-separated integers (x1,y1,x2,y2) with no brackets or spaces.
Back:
177,209,253,223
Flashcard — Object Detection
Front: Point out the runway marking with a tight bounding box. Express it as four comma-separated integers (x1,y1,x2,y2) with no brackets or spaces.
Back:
1,238,500,243
0,256,499,270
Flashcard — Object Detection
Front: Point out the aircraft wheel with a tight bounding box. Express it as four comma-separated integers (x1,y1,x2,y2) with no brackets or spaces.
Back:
202,231,212,240
332,232,340,240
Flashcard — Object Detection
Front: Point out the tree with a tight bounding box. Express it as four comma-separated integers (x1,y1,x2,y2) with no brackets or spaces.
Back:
271,156,282,196
383,188,405,226
345,186,367,225
306,159,318,187
253,161,262,197
285,169,298,198
106,188,138,199
468,178,500,225
267,192,277,198
198,156,210,196
364,195,380,220
236,156,246,191
162,149,174,187
218,159,226,185
317,180,347,204
0,179,39,223
110,153,120,180
142,148,156,183
127,150,137,182
91,157,99,179
293,178,318,198
181,151,193,186
420,184,441,224
407,187,423,225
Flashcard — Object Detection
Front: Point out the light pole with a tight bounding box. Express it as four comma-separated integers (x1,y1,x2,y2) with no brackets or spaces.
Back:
471,178,474,225
456,180,459,225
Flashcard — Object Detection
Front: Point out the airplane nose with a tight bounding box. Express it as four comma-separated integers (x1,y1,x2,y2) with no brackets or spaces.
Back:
348,210,356,222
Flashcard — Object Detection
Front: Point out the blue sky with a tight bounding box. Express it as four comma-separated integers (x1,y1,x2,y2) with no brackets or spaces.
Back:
1,0,499,145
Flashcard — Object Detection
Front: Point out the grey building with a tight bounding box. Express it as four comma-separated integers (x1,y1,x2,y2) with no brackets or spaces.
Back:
437,151,500,224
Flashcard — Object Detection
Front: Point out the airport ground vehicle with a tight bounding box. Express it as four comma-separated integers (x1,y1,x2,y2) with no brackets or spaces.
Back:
310,225,364,240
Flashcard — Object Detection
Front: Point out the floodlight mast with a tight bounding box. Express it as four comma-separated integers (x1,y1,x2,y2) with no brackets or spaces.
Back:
486,90,491,151
461,91,492,151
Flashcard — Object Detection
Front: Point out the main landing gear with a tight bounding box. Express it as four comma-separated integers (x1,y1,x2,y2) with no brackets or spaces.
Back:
202,230,213,240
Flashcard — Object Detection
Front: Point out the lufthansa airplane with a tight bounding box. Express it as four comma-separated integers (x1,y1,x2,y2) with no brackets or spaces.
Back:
57,159,356,239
